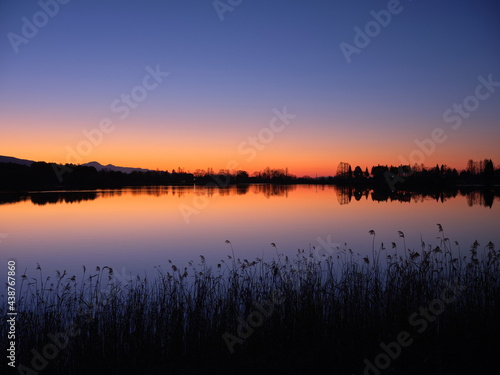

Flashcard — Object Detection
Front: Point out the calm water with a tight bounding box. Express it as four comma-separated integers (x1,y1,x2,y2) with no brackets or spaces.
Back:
0,185,499,279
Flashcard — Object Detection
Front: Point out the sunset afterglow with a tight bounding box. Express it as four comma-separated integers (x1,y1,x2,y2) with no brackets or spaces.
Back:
1,1,499,175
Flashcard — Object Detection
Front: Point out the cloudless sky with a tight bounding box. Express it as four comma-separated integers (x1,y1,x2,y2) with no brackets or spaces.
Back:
1,0,499,176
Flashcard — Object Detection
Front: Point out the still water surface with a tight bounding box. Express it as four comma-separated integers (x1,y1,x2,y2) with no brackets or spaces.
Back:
0,185,498,278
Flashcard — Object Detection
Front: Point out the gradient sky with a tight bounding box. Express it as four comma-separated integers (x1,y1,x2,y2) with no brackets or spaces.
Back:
1,0,499,176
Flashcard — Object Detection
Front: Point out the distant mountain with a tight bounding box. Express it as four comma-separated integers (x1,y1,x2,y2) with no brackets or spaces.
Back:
0,155,152,174
0,155,36,166
82,161,152,174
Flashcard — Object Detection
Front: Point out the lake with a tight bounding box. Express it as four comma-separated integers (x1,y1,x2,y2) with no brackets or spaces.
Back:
1,185,499,279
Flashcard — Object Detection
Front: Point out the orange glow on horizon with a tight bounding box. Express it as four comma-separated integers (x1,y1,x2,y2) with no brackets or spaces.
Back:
2,116,499,177
1,149,494,178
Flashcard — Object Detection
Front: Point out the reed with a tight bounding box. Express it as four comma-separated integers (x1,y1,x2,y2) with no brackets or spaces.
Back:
1,226,499,374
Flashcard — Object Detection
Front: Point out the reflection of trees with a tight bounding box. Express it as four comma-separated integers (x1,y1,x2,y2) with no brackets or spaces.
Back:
363,188,498,207
483,190,494,208
129,186,166,196
460,188,498,208
1,185,497,207
464,190,495,208
30,192,98,205
465,191,481,207
411,194,425,204
205,186,216,198
218,188,231,197
99,189,122,199
189,186,215,198
371,189,416,203
172,186,188,198
0,193,29,205
371,190,389,203
336,186,353,205
251,184,296,198
359,188,498,207
390,192,412,203
353,189,369,201
236,185,250,195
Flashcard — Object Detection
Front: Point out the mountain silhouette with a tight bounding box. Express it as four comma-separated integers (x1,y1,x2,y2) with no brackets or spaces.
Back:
0,155,35,166
82,161,152,173
0,155,151,174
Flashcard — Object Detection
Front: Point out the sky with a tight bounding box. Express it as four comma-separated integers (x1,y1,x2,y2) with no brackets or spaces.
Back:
1,0,499,177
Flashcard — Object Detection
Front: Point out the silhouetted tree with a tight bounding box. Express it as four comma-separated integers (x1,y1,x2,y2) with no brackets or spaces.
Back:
336,162,351,179
354,166,363,179
484,159,494,183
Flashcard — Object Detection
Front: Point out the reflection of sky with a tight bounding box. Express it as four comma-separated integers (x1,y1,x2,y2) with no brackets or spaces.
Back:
1,0,500,176
0,186,498,278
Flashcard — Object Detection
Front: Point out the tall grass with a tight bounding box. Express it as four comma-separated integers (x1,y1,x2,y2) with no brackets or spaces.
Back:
1,227,499,374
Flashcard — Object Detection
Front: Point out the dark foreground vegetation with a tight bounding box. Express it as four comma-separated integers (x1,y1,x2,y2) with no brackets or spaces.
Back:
1,227,499,374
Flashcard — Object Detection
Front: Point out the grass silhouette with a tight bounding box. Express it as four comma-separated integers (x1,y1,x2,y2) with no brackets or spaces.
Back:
1,226,499,374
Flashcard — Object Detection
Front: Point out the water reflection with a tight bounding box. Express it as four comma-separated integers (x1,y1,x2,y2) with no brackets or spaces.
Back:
333,186,499,208
252,184,295,198
1,184,498,282
0,191,99,205
30,191,98,205
465,189,495,208
0,185,498,207
0,192,29,205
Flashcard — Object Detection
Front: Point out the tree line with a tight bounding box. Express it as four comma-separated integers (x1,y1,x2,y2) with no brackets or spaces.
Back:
334,159,499,190
0,163,302,190
0,159,498,191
